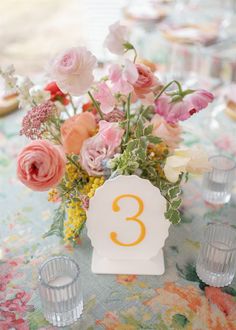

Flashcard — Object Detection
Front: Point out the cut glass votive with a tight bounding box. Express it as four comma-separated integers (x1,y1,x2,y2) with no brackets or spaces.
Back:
203,155,235,204
38,256,83,327
196,223,236,287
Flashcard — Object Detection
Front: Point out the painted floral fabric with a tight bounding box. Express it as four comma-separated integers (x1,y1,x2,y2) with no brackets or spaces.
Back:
0,105,236,330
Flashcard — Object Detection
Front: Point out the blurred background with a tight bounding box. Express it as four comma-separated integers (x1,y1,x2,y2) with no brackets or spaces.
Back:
1,0,236,84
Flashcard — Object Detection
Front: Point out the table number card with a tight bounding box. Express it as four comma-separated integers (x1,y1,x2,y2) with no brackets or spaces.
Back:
86,175,170,275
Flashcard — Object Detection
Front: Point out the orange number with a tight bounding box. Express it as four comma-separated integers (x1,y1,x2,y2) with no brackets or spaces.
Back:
110,194,146,247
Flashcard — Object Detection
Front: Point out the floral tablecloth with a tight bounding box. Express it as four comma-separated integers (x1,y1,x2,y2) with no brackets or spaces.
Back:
0,105,236,330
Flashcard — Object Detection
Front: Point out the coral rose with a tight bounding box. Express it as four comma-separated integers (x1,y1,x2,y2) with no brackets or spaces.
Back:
61,112,96,154
151,114,182,150
50,47,97,96
44,81,69,105
17,140,66,191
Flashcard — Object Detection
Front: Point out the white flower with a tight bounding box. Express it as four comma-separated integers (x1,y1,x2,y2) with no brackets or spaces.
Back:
104,21,128,55
17,77,34,108
0,65,17,93
164,146,211,183
30,87,50,105
50,47,97,96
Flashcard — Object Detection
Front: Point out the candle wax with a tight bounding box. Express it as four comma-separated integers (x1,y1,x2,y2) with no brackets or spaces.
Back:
48,275,73,287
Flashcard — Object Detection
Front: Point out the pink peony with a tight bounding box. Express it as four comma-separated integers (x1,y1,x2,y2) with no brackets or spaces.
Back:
155,89,214,124
151,114,182,150
94,82,115,114
109,59,138,95
80,121,124,176
17,140,66,191
104,21,128,55
50,47,97,96
133,63,159,98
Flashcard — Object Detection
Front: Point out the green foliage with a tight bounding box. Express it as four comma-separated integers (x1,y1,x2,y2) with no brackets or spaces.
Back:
43,203,65,238
109,108,184,225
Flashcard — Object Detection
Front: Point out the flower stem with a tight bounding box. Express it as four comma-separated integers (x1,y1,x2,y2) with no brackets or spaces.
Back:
63,106,71,118
133,48,137,63
66,155,80,169
125,93,131,143
88,91,104,120
155,80,183,101
69,94,77,115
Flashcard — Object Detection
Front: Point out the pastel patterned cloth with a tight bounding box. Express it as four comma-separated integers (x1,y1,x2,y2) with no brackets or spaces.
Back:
0,106,236,330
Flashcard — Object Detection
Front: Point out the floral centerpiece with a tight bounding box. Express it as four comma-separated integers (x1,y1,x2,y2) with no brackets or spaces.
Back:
1,22,213,243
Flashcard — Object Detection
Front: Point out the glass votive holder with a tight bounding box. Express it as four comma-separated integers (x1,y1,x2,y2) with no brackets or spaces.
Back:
196,223,236,287
203,155,235,204
38,256,83,327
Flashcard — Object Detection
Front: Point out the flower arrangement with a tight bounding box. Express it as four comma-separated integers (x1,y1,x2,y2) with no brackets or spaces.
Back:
1,22,213,243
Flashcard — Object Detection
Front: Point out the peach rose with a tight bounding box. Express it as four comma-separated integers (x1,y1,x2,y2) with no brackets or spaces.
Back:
17,140,66,191
61,112,96,154
133,63,159,98
50,47,97,96
151,114,182,150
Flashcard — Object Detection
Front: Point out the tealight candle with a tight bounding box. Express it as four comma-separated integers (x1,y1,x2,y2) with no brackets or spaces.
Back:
38,256,83,327
197,223,236,287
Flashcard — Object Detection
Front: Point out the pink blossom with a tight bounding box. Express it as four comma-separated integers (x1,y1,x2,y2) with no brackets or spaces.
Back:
50,47,97,96
17,140,66,191
20,100,55,139
155,89,214,124
109,60,138,95
104,21,128,55
151,114,182,150
98,120,124,147
94,82,115,114
185,89,214,110
80,135,114,176
80,122,124,176
133,63,160,98
104,108,125,122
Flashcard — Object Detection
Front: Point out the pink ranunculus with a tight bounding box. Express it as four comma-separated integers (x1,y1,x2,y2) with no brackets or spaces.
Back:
80,122,124,176
151,114,182,150
155,89,214,124
109,59,138,95
185,89,214,111
104,21,128,55
17,140,66,191
94,82,115,114
50,47,97,96
133,63,159,98
80,135,113,176
98,120,124,147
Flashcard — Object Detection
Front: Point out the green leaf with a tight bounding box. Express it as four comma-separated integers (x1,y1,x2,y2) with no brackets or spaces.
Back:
126,140,139,152
135,120,144,138
168,186,181,199
165,208,181,224
144,124,153,136
43,204,65,238
147,136,162,144
123,41,134,50
172,199,182,209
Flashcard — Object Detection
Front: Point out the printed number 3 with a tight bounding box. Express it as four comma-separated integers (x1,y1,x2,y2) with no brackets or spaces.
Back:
110,194,146,247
